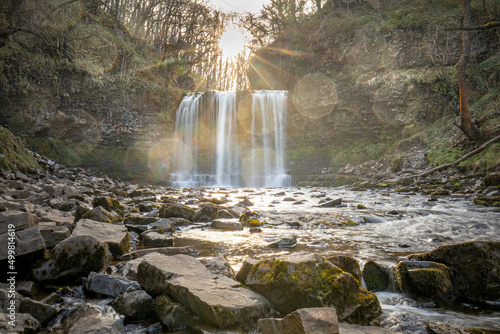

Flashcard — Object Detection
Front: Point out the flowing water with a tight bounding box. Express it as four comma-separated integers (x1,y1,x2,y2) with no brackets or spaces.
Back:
170,91,291,188
170,186,500,333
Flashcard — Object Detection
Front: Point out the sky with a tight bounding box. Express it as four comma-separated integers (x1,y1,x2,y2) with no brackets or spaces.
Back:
207,0,270,13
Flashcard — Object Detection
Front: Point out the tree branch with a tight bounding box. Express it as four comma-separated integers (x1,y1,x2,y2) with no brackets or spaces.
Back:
445,21,500,31
416,134,500,178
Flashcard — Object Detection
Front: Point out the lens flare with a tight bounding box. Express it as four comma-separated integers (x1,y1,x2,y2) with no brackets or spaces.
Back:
293,73,337,119
149,139,192,181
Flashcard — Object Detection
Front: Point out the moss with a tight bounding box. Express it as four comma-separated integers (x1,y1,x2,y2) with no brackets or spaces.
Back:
0,126,40,172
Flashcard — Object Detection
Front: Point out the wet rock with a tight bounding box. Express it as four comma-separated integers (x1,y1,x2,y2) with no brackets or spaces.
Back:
211,219,243,231
204,256,235,279
268,236,297,248
407,241,500,303
126,245,198,259
0,313,40,334
245,252,382,324
84,272,140,297
72,219,130,258
112,290,156,322
18,296,58,325
258,307,339,334
32,235,111,282
195,203,219,221
159,203,196,221
61,304,124,334
0,211,38,234
394,261,453,303
16,281,37,298
154,295,191,330
124,213,158,225
137,253,271,328
141,231,174,247
81,206,121,224
318,198,342,207
328,255,362,282
430,188,450,196
425,322,486,334
362,261,390,292
38,222,70,248
237,198,254,207
473,195,500,207
239,210,262,227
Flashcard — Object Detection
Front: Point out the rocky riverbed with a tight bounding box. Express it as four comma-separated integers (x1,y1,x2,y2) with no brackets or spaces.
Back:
0,156,499,334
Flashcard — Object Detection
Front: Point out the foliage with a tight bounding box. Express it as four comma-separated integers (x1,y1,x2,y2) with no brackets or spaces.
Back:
0,125,40,171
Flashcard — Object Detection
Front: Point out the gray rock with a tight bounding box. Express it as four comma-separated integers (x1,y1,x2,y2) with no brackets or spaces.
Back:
318,198,342,207
195,203,219,221
258,307,339,334
141,231,174,247
112,290,156,322
19,296,58,325
235,258,259,283
159,203,195,221
33,235,111,281
0,313,40,334
268,236,297,248
0,211,38,234
211,219,243,231
84,272,140,297
81,206,120,223
39,222,71,248
72,219,130,258
339,323,402,333
137,253,271,328
245,252,381,325
62,304,124,334
204,256,235,279
154,295,191,330
126,245,198,259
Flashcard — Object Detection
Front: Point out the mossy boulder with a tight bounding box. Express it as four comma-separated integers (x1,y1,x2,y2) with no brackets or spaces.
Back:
483,173,500,187
81,206,121,224
92,196,125,215
394,261,453,302
154,295,191,331
159,203,196,221
195,203,219,222
112,290,156,322
407,241,500,303
362,260,390,292
32,235,111,282
244,252,381,325
327,255,361,282
473,196,500,207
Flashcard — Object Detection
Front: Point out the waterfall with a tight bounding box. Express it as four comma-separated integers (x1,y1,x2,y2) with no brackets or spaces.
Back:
171,90,291,187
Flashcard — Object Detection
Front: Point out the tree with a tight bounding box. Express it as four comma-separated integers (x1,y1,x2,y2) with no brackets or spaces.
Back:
456,0,482,142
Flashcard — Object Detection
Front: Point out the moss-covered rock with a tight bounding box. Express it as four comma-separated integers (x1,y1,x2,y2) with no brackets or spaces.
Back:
32,235,111,282
327,255,362,282
362,260,390,292
92,196,125,216
195,203,219,222
407,241,500,303
159,203,196,221
394,261,453,303
245,252,381,325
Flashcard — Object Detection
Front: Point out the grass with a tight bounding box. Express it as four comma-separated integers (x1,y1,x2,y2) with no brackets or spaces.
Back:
0,126,40,172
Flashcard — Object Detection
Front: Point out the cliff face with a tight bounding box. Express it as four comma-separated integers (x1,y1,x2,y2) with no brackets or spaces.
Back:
247,0,500,171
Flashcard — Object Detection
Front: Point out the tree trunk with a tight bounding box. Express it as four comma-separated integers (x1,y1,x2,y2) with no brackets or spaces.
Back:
457,0,482,142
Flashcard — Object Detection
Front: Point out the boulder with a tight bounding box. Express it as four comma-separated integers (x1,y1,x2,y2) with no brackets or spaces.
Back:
137,253,271,328
32,235,111,282
159,203,195,221
483,172,500,186
154,295,191,330
4,227,46,258
235,258,259,283
211,219,243,231
407,241,500,303
62,304,124,334
328,255,362,282
338,323,403,333
92,196,124,215
204,256,236,279
84,272,140,297
72,219,130,258
18,296,58,325
81,206,120,224
268,236,297,248
0,211,38,234
258,307,339,334
124,214,158,225
394,261,453,302
141,231,174,247
195,203,219,221
0,313,40,334
112,290,156,322
318,198,342,208
362,261,390,292
245,252,381,325
126,245,198,259
38,222,71,248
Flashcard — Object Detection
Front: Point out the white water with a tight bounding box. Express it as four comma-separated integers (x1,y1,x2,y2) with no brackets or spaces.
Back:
171,90,291,187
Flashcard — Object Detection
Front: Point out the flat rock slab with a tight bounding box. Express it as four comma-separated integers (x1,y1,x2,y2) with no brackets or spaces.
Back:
339,323,402,334
259,307,339,334
137,253,271,328
72,219,130,258
0,211,38,234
